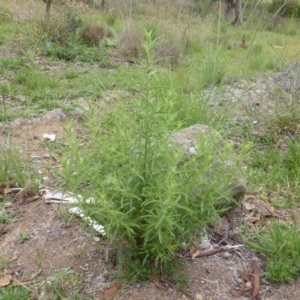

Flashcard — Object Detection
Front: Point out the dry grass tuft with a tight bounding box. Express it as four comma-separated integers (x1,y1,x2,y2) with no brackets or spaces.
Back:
80,25,105,46
119,28,142,62
154,44,180,65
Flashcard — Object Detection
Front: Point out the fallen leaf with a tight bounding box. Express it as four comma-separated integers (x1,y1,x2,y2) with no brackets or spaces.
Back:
243,201,256,211
252,260,260,298
3,186,11,194
196,293,203,300
23,195,40,205
225,213,235,229
264,204,286,220
192,251,201,260
230,233,244,244
3,202,12,208
150,273,160,286
249,216,260,223
230,279,245,297
18,192,25,204
244,194,257,200
0,274,12,287
97,284,121,300
189,246,196,258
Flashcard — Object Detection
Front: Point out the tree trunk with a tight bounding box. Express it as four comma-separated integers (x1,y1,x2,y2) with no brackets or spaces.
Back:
45,0,52,21
225,0,242,25
234,0,242,25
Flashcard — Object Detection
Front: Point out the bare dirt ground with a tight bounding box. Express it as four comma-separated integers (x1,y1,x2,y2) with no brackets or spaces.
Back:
1,62,300,300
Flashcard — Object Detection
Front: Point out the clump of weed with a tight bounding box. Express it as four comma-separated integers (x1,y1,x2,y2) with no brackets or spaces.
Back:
46,267,84,299
200,46,226,89
80,24,105,46
267,91,300,137
0,286,31,299
105,9,118,26
19,9,82,50
269,0,300,18
35,15,72,45
119,27,143,61
0,6,12,23
59,30,241,276
0,207,17,225
154,44,180,65
18,233,31,244
247,222,300,283
0,140,40,192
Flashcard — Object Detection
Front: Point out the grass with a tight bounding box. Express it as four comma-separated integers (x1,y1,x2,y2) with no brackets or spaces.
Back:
0,286,31,300
247,222,300,283
0,0,300,295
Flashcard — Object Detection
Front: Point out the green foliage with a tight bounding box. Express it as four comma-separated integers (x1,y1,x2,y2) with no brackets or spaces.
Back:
0,208,17,225
191,0,214,17
117,248,153,282
45,41,114,66
18,233,31,244
0,256,11,270
47,267,84,300
200,46,226,89
0,142,40,193
0,58,26,71
15,69,58,91
271,91,300,135
59,31,240,271
247,222,300,283
0,286,30,300
269,0,300,18
0,6,12,23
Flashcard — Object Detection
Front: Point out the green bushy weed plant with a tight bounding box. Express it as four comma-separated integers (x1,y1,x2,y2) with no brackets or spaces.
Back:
47,267,84,299
200,46,227,89
59,30,242,276
0,286,31,300
269,0,300,18
0,206,17,225
0,140,40,193
45,38,114,66
247,221,300,283
0,6,12,23
18,233,31,244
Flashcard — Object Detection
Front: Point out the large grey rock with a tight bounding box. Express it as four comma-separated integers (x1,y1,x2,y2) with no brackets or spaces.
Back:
169,124,223,155
168,124,246,202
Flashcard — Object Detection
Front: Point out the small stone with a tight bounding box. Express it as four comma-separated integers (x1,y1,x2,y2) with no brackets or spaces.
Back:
223,252,231,258
196,294,203,300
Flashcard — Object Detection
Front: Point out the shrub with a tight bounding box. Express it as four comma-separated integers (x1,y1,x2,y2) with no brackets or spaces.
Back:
154,44,180,65
247,222,300,283
0,6,12,23
119,27,143,61
80,25,105,46
59,31,241,272
269,0,300,18
200,46,226,89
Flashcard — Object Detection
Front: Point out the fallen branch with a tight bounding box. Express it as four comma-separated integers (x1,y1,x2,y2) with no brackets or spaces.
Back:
252,260,260,298
161,279,196,300
192,248,222,259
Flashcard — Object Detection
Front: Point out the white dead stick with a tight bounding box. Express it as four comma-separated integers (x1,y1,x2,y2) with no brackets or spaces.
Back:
44,189,105,235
